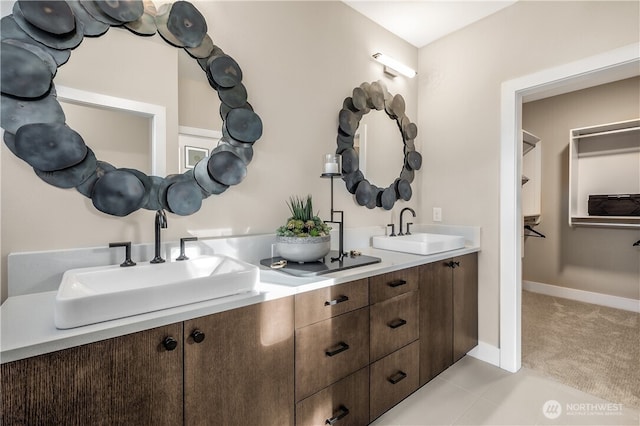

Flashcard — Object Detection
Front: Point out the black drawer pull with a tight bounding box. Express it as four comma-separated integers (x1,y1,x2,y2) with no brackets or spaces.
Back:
388,371,407,384
191,329,205,343
162,336,178,351
325,405,350,425
388,318,407,329
325,342,350,357
325,295,349,306
387,279,407,288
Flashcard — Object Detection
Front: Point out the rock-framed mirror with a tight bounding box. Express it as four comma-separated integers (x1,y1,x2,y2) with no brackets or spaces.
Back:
336,80,422,210
1,0,262,217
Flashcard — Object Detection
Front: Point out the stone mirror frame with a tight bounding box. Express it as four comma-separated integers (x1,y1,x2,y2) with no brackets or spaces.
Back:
1,0,262,217
337,81,422,210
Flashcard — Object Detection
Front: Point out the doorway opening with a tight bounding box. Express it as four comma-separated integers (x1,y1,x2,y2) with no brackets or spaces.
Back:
498,43,639,373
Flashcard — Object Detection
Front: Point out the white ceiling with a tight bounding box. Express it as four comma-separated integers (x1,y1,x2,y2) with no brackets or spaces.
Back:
343,1,518,48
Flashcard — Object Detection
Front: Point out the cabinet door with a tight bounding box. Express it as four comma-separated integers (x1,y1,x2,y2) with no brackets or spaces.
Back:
183,297,295,426
1,324,183,425
369,341,419,422
295,307,370,402
453,253,479,362
296,367,369,426
369,267,419,304
370,291,419,362
418,260,453,385
295,278,368,328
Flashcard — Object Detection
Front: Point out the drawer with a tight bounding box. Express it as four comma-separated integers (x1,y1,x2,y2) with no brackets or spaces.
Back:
295,307,370,401
295,279,369,328
369,267,419,304
370,341,420,422
296,367,369,426
370,291,419,362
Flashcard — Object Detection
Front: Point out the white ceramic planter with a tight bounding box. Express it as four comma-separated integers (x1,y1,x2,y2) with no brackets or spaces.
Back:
275,235,330,263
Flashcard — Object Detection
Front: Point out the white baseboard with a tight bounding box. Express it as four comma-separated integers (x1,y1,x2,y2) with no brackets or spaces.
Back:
523,280,640,313
467,341,501,367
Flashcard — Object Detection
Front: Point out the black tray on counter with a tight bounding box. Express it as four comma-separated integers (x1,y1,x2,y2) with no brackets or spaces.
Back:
260,251,381,277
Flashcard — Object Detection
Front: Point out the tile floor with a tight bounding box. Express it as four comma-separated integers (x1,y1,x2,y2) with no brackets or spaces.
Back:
372,356,640,426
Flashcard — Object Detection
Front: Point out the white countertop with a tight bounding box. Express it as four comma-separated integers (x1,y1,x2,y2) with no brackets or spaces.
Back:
1,244,479,364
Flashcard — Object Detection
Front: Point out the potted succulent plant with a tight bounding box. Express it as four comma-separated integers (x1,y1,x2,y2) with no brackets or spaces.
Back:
275,195,332,263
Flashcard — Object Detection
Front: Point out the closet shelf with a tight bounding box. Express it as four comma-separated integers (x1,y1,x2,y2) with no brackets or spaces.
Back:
569,118,640,229
524,215,541,226
571,216,640,227
571,119,639,138
522,130,540,155
522,129,541,219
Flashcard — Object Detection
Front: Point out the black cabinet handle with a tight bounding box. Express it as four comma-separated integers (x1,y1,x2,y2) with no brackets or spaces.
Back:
325,295,349,306
191,329,205,343
325,342,350,357
162,336,178,351
387,279,407,288
325,405,350,425
446,261,460,269
388,371,407,384
388,318,407,329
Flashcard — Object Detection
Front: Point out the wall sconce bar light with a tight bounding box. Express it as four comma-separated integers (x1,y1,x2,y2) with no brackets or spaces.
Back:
372,53,416,78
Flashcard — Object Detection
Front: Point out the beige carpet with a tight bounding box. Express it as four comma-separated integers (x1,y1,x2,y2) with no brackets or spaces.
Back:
522,290,640,409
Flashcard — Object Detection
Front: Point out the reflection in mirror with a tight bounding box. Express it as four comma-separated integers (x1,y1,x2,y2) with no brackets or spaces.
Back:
57,86,166,176
178,52,223,132
60,102,149,175
178,126,222,173
358,111,404,186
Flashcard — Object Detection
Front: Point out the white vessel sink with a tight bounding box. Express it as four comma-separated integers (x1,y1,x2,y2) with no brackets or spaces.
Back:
54,255,259,329
372,233,465,255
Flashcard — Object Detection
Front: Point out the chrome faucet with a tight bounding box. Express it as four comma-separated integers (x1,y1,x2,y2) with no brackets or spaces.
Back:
151,209,167,264
399,207,416,236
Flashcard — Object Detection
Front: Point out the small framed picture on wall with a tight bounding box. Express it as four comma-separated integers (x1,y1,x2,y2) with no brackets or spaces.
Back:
184,146,209,170
178,126,222,172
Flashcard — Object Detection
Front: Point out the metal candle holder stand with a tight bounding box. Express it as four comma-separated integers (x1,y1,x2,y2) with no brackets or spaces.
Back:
321,173,347,262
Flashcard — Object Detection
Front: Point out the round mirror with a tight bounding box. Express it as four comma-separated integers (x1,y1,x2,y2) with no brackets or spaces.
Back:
336,80,422,210
1,0,262,217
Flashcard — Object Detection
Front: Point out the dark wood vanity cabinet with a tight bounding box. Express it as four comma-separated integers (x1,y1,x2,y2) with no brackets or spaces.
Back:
452,253,479,362
184,296,295,426
294,279,371,424
419,253,478,385
1,297,295,426
368,269,420,422
295,253,478,425
1,255,478,425
295,367,370,426
294,278,369,328
1,323,184,425
369,340,419,421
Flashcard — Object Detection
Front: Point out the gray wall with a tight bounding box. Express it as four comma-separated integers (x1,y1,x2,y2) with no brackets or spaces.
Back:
522,77,640,300
1,1,418,301
417,1,639,347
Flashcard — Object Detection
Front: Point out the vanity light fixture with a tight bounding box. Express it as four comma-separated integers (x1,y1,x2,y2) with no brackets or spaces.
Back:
372,53,417,78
